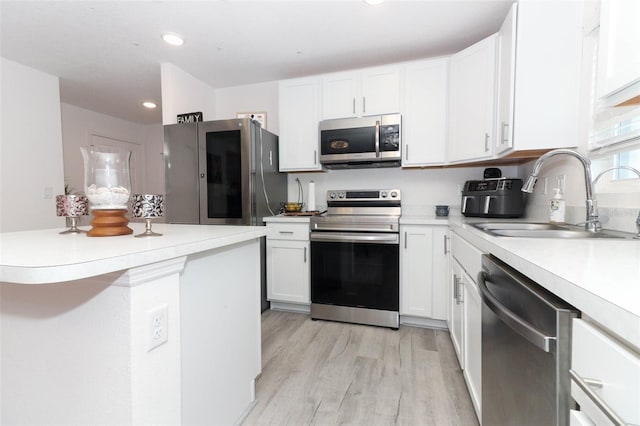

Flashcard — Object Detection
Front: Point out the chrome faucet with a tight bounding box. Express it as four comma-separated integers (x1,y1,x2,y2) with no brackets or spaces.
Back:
522,149,601,232
592,166,640,239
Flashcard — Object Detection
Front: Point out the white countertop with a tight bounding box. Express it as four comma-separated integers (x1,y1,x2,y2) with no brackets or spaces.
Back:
448,216,640,348
400,215,450,225
0,223,267,284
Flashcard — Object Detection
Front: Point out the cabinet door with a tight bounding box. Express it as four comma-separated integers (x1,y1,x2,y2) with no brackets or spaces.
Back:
463,271,482,420
400,226,434,318
596,0,640,99
448,34,497,163
400,225,448,320
449,258,465,367
361,66,400,116
321,71,359,120
401,58,448,166
495,3,516,155
266,239,310,304
278,78,321,171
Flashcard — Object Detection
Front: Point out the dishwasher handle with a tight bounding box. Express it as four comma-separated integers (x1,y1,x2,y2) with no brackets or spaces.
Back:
478,270,557,353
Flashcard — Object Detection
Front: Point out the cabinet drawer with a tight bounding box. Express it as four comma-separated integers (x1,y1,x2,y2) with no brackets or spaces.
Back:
451,231,484,281
571,318,640,425
267,223,310,241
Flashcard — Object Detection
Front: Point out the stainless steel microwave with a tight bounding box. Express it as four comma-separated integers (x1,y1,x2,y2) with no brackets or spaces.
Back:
319,114,401,169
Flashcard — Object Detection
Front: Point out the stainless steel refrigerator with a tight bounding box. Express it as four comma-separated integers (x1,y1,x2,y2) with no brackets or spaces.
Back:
164,118,287,311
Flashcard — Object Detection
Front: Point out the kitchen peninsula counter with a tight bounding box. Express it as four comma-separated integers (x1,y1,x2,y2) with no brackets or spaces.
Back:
0,223,266,425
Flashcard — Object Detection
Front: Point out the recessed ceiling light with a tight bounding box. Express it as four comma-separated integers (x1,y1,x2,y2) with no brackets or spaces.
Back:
364,0,384,4
162,33,184,46
142,101,157,109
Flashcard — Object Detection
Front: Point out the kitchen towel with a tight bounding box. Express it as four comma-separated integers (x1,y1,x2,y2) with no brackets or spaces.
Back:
308,181,316,211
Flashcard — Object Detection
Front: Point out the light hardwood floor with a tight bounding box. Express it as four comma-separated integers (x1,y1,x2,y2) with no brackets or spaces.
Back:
242,310,479,426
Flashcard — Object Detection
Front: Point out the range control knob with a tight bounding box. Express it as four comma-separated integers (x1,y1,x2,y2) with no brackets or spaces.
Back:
338,192,346,199
381,191,388,198
390,191,398,198
329,192,337,199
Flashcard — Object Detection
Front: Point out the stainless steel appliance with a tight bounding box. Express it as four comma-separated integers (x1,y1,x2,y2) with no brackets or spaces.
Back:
319,114,401,169
461,178,524,218
479,255,579,426
163,118,286,225
310,189,401,328
163,118,287,311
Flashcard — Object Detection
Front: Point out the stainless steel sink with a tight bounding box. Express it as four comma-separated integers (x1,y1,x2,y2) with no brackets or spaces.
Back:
471,222,635,239
473,222,565,231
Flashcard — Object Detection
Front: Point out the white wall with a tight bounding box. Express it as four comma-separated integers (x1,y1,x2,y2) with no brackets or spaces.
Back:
60,103,164,197
214,81,280,134
161,63,216,125
287,166,519,216
0,58,65,232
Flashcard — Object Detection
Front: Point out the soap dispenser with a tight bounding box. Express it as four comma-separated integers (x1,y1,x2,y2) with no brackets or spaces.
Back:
549,187,566,223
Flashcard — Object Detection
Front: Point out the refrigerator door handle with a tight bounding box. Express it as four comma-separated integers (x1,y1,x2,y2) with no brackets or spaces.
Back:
478,271,556,353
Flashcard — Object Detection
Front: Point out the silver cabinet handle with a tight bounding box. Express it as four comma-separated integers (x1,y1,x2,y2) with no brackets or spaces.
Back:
453,275,459,301
404,231,407,249
569,369,626,426
501,122,509,144
304,246,307,263
457,277,464,304
405,144,409,161
363,96,366,114
279,231,294,235
484,133,490,152
313,149,317,165
352,98,356,115
478,271,556,353
444,235,449,254
269,150,273,166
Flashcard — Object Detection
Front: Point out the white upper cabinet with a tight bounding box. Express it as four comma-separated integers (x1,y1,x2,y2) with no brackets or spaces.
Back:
596,0,640,100
320,66,400,120
495,4,516,155
448,34,497,163
401,58,449,166
590,0,640,148
495,1,584,154
278,77,322,171
320,71,359,119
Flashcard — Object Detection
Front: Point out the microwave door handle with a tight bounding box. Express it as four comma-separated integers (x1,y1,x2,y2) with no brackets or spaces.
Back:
375,120,380,158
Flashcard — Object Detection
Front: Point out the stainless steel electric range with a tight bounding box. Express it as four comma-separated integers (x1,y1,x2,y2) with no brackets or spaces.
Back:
309,189,401,329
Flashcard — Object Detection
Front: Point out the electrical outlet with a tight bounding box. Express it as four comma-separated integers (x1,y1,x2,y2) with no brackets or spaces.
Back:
148,304,168,352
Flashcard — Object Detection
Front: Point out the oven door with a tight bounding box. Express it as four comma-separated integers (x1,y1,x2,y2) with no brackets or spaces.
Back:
310,232,399,312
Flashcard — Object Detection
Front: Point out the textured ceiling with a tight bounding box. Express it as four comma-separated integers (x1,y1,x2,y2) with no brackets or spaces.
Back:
1,1,513,124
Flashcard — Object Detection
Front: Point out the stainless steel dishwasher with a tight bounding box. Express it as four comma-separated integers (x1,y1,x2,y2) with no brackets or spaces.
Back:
478,255,579,426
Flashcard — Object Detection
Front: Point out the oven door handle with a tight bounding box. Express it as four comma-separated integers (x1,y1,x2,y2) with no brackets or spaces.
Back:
310,232,399,244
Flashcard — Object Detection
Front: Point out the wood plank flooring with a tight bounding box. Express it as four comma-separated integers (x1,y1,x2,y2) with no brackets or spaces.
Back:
242,310,479,426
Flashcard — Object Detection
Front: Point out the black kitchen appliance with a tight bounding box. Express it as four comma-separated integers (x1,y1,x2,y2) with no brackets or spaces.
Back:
310,189,401,329
461,178,524,218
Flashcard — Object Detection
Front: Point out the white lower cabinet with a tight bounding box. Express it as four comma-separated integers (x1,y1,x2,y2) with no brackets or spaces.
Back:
400,225,448,322
449,257,465,366
265,221,310,309
449,231,484,422
570,318,640,425
462,270,482,420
